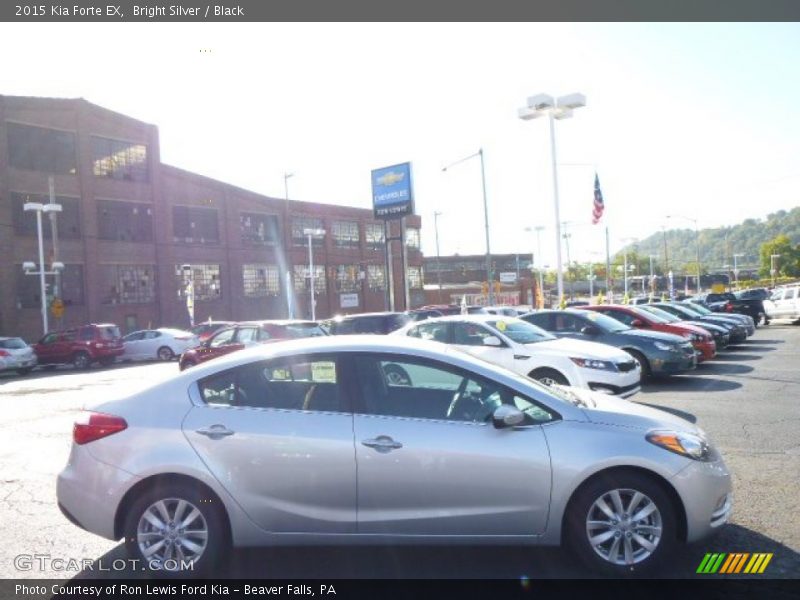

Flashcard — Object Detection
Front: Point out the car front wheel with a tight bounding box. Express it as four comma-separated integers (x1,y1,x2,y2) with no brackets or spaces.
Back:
123,483,226,576
565,471,677,576
157,346,175,361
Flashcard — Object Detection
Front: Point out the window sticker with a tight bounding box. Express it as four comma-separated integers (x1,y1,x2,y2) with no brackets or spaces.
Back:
311,361,337,383
496,321,507,331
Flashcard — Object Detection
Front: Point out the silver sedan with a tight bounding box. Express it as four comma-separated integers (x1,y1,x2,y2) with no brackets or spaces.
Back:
57,335,731,576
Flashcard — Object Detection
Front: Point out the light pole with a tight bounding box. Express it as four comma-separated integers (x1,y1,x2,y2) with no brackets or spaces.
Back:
433,211,443,303
23,202,64,335
666,214,701,294
518,92,587,305
442,149,494,305
649,254,657,298
733,253,745,289
770,254,781,287
303,227,326,320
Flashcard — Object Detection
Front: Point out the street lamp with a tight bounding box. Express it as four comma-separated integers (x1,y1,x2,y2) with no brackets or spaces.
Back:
303,228,326,320
22,202,64,335
733,253,745,289
442,149,494,305
433,211,443,303
666,214,701,294
770,254,781,287
518,92,587,305
620,237,638,297
649,254,658,298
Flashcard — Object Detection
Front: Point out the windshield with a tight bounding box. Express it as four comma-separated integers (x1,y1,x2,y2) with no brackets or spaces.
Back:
637,305,679,323
684,302,711,315
286,323,327,338
487,319,555,344
0,338,27,350
579,310,630,332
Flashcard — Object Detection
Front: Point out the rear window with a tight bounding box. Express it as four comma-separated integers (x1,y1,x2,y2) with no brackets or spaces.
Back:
99,326,121,340
0,338,27,350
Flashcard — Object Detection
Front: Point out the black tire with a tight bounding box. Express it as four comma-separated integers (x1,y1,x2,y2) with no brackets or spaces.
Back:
529,368,569,387
565,470,678,576
42,365,58,371
383,363,412,386
123,483,227,577
157,346,175,361
98,357,116,367
625,349,651,382
180,359,197,371
72,352,91,370
16,367,32,376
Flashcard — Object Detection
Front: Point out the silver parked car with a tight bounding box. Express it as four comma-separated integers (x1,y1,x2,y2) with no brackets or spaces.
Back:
0,336,37,375
121,328,200,362
57,336,731,576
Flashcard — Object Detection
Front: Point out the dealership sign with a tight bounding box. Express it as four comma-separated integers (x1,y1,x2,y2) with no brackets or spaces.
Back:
340,293,359,308
371,162,414,219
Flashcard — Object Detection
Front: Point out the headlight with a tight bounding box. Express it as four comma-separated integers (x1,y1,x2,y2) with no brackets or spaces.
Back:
646,430,720,462
569,357,615,371
654,341,677,351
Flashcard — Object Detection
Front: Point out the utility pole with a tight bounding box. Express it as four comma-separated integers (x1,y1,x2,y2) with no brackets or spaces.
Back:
48,177,61,314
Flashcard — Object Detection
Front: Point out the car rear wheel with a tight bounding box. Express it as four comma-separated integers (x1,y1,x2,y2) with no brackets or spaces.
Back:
72,352,91,370
529,368,568,387
565,471,677,575
157,346,175,361
124,483,226,577
626,350,651,381
16,367,32,376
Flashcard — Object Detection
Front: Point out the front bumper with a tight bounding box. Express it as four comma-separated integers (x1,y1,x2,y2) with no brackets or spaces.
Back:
650,351,697,375
693,341,716,362
670,457,733,543
588,381,641,399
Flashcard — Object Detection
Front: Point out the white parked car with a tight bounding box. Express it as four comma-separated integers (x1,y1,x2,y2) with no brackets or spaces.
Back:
0,337,37,375
764,284,800,321
121,328,199,362
393,315,641,398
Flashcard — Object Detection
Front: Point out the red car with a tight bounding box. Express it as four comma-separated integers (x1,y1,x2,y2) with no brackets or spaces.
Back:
34,323,124,370
584,304,716,362
188,321,235,343
179,320,327,370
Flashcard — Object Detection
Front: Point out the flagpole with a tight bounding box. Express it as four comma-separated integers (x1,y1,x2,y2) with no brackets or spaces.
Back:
605,226,611,303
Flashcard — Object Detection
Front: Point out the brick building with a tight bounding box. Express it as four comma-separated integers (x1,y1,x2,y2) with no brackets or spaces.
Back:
0,95,423,340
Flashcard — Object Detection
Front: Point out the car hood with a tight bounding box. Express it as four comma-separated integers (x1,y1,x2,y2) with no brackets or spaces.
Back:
566,387,699,434
684,320,725,333
616,329,687,344
527,337,631,361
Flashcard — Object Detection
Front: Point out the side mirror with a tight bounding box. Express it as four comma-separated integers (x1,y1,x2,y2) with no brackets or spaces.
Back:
492,405,525,429
482,335,503,347
631,319,646,328
580,325,600,336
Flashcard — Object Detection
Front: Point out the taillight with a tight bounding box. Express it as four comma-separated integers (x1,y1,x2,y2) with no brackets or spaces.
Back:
73,412,127,445
174,336,191,341
0,349,9,357
725,303,733,312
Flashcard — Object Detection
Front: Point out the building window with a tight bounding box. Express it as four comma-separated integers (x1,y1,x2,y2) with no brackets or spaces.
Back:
91,136,148,182
240,213,279,245
406,227,421,249
11,192,81,238
172,206,220,244
99,265,156,304
291,217,324,247
367,265,386,290
365,223,385,248
97,199,153,242
408,266,423,289
175,264,221,301
16,264,84,308
332,221,360,248
293,265,326,293
334,265,359,292
6,122,77,175
243,264,280,297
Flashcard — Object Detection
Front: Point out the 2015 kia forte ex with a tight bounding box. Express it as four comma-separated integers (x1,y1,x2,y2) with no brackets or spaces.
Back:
57,335,732,577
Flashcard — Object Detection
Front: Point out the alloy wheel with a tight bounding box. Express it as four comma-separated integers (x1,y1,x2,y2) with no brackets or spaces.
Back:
136,497,209,570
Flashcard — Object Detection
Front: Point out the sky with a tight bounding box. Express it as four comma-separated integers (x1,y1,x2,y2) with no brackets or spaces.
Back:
3,22,800,270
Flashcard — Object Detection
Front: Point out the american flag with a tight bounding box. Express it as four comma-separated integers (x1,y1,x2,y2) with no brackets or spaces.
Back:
592,173,605,224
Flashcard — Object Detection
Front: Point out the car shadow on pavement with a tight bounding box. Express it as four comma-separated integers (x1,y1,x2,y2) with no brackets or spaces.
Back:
709,353,762,362
70,523,798,580
728,345,775,352
643,376,742,393
696,363,754,375
746,339,784,345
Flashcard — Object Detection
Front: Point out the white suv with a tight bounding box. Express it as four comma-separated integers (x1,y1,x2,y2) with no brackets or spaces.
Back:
393,315,641,398
764,284,800,321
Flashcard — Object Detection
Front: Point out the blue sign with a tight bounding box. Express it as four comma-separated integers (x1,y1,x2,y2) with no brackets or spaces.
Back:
371,162,414,219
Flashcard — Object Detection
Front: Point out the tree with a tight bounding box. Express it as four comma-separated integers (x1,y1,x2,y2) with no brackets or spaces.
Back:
759,235,800,277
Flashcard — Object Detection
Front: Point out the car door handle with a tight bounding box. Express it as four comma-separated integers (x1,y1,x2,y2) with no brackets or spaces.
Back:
196,425,235,439
361,436,403,452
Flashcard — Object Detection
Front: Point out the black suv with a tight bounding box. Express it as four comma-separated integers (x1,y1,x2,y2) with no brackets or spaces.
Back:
327,312,412,335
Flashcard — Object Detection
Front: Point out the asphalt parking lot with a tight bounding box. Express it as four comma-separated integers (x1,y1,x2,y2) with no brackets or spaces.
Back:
0,322,798,580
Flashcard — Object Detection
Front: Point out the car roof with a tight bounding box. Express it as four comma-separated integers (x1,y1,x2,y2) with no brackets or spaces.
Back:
238,320,319,326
